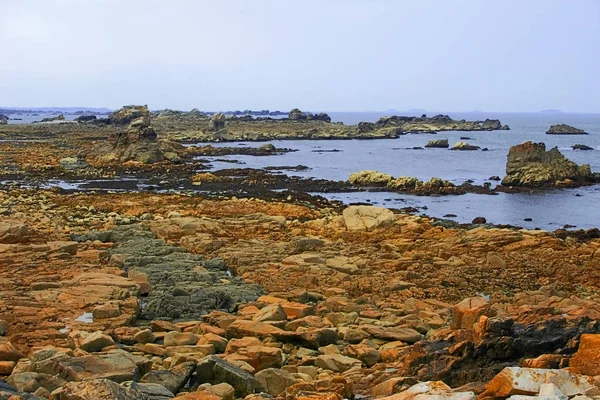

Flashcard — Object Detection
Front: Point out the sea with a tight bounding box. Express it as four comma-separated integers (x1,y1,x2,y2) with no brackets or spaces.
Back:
5,111,600,230
199,111,600,231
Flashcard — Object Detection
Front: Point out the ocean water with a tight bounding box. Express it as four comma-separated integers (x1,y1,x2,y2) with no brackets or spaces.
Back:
194,112,600,230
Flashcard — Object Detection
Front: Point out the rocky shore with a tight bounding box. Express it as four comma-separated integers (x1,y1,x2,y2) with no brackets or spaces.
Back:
0,106,511,143
1,189,600,400
0,111,599,399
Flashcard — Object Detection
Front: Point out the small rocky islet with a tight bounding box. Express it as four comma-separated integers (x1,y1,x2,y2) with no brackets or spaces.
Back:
0,107,600,400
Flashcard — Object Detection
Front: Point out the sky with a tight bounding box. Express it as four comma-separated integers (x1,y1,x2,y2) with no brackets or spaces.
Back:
1,0,599,112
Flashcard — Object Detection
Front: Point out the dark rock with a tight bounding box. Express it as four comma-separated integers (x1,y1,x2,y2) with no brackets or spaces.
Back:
75,115,97,123
572,144,593,150
488,176,501,181
472,217,487,224
546,124,588,135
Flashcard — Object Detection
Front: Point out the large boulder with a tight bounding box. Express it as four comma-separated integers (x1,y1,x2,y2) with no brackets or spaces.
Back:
546,124,588,135
342,206,395,231
501,141,593,187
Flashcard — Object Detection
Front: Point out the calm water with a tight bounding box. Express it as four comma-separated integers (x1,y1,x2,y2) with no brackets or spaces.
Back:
6,111,600,229
194,112,600,230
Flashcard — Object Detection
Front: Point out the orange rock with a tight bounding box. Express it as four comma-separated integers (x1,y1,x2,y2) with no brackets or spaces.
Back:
0,360,15,375
570,334,600,376
225,345,283,371
281,302,315,320
226,320,287,339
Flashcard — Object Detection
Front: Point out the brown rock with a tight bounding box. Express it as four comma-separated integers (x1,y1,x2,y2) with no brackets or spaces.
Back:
49,378,149,400
570,334,600,376
0,341,26,362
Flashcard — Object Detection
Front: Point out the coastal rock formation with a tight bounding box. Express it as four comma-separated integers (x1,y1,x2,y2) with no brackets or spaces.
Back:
450,141,480,150
74,115,97,123
349,170,460,195
109,105,149,125
501,141,594,187
0,115,7,125
546,124,589,135
573,144,593,150
425,139,449,148
349,170,393,186
358,114,510,136
38,114,66,123
89,106,185,164
289,108,332,123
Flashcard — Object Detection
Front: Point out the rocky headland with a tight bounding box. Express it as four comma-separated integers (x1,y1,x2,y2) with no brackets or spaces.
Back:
546,124,589,135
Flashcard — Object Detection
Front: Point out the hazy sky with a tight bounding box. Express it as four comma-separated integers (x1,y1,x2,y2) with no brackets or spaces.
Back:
1,0,599,112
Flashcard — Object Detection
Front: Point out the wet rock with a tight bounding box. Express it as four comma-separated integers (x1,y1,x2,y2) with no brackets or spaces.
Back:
49,378,149,400
501,141,594,187
471,217,487,224
546,124,588,135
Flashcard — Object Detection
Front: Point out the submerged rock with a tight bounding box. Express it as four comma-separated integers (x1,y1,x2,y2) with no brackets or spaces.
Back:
546,124,589,135
501,141,594,187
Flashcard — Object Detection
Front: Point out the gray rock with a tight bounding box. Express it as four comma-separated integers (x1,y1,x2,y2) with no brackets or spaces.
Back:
140,361,195,394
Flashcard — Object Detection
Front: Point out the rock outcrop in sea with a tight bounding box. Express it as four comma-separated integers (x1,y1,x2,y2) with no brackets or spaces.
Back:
425,139,449,148
349,170,460,194
501,141,595,187
358,114,510,136
546,124,589,135
89,105,185,164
